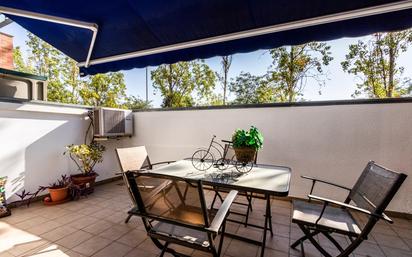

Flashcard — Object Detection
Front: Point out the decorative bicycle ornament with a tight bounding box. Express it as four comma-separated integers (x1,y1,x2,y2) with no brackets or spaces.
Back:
191,135,254,173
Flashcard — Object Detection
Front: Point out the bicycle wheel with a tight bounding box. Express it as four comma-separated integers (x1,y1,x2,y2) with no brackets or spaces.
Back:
232,155,253,173
215,158,230,170
191,149,214,171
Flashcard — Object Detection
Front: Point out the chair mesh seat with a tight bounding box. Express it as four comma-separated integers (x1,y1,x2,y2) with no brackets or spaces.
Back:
292,200,362,235
151,222,210,247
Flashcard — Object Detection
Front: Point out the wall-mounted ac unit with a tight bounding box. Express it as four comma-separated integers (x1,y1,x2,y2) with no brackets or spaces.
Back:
93,107,133,137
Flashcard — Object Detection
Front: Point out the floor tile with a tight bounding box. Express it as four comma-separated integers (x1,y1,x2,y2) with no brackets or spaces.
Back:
116,230,147,248
373,233,410,251
91,242,132,257
82,220,114,235
225,239,258,257
98,225,131,241
124,247,157,257
41,225,78,242
71,236,112,256
55,230,93,249
380,245,412,257
26,221,62,236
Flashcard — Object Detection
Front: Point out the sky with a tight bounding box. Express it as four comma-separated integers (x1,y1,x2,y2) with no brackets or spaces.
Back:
1,19,412,107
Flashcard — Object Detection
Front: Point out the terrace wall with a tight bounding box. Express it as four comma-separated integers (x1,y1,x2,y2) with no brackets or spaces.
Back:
131,100,412,214
0,101,128,203
0,99,411,214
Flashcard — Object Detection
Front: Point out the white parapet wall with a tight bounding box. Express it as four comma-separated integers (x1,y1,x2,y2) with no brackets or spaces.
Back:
1,99,411,214
0,101,128,202
131,101,412,214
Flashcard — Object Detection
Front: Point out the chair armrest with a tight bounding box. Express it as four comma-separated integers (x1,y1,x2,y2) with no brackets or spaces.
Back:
308,194,393,223
142,161,175,170
116,169,149,176
152,161,175,166
302,176,351,191
207,190,238,233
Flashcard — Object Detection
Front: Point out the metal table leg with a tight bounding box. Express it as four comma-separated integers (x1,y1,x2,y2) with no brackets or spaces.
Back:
260,194,272,257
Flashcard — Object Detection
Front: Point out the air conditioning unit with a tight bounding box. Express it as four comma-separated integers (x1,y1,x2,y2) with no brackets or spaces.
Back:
93,107,133,137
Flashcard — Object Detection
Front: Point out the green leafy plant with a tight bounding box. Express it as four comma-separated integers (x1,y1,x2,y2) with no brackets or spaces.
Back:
232,126,264,149
39,175,71,190
64,142,106,175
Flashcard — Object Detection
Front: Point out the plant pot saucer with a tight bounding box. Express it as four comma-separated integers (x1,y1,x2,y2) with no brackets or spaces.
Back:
43,197,70,206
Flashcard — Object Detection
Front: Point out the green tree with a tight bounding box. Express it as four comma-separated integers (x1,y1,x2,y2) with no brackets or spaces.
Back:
14,32,129,106
267,42,333,102
79,73,126,108
341,31,412,98
12,46,34,74
217,56,232,105
123,95,152,110
24,33,73,103
229,72,276,104
151,61,216,107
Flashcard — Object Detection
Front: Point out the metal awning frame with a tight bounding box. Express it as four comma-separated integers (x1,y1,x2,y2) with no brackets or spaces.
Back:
0,6,98,68
1,0,412,69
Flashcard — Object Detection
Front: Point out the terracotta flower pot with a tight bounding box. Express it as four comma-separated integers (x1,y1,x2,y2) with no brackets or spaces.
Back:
48,187,69,202
234,147,257,163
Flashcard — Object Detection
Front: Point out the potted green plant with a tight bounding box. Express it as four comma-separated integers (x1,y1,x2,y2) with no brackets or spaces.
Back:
64,142,105,192
40,175,71,204
232,126,264,163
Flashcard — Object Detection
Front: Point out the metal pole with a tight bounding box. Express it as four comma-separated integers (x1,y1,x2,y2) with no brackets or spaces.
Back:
145,67,149,103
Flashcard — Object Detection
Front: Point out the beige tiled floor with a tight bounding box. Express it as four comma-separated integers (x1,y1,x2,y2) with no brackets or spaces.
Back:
1,181,411,257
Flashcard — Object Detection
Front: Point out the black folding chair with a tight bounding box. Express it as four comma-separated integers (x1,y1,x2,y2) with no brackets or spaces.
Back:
291,161,407,257
116,146,175,223
125,171,238,257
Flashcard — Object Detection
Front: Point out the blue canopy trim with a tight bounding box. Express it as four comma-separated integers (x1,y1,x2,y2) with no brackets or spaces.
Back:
1,0,412,76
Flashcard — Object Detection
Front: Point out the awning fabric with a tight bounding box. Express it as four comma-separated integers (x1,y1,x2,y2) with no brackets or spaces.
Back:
1,0,412,76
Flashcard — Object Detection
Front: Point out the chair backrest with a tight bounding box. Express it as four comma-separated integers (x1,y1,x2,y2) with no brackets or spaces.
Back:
126,172,209,228
116,146,152,172
348,161,407,215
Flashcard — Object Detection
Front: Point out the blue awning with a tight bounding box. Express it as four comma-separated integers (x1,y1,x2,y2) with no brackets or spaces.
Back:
1,0,412,76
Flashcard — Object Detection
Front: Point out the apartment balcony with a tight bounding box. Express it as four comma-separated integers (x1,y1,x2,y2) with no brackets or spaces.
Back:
0,98,411,257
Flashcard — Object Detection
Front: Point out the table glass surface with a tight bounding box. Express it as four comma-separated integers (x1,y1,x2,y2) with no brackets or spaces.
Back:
149,159,291,196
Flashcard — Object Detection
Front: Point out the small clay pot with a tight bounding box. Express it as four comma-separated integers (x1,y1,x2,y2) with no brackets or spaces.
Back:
48,187,69,202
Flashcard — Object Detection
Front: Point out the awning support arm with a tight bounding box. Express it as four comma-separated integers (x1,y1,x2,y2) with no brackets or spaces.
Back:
0,6,98,68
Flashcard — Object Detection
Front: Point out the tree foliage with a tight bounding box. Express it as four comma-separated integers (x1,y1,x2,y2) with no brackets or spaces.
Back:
80,73,126,107
13,46,34,74
13,33,129,108
151,61,216,107
123,95,152,110
229,72,277,104
266,43,333,102
341,31,412,98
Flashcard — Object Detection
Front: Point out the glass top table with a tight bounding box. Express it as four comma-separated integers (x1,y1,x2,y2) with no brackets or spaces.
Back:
149,159,291,196
147,159,292,257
